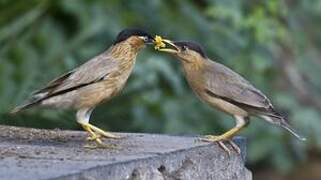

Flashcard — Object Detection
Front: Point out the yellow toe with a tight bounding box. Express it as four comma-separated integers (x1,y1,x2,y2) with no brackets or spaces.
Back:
201,135,226,142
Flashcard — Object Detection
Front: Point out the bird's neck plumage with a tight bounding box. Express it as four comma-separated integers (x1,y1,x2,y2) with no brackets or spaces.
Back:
110,42,141,61
181,56,205,72
102,41,142,92
181,57,207,93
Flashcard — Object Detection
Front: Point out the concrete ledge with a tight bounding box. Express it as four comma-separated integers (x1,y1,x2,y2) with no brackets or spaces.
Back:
0,125,251,180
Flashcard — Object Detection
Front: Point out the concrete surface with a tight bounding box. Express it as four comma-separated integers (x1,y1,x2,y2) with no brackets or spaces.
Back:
0,125,252,180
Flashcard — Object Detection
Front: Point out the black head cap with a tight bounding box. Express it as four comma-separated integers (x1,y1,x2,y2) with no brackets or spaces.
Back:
174,41,207,58
113,28,153,45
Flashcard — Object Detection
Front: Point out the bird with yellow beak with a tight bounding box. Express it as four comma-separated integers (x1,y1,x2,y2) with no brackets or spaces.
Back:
154,36,305,154
11,28,154,148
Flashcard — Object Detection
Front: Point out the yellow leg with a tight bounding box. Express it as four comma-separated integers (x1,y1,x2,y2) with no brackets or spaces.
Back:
199,116,248,155
80,123,103,145
85,123,122,139
79,123,121,149
199,127,243,155
201,116,249,142
202,126,243,142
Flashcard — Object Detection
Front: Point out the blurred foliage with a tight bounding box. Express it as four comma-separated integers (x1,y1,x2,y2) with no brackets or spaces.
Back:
1,0,321,172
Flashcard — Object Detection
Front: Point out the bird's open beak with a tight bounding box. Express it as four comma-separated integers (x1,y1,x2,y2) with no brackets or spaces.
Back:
145,37,155,45
154,36,180,54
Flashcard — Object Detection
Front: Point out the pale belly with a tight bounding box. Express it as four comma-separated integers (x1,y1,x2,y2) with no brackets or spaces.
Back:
198,91,249,117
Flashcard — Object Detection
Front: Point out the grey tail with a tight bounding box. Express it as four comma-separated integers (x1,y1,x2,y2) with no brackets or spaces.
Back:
262,113,306,141
279,119,306,141
10,100,40,114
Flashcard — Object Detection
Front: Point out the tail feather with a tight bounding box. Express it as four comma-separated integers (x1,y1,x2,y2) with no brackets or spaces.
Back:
279,120,306,141
10,100,40,114
261,114,306,141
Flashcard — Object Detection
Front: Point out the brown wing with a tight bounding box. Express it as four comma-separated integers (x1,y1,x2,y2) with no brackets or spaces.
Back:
33,48,119,98
33,71,74,95
204,60,274,114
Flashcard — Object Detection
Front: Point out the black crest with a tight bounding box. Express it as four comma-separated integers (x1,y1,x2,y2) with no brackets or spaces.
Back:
174,41,207,58
113,28,152,45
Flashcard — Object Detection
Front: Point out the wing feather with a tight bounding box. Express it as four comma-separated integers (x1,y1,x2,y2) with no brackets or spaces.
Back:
205,61,274,114
33,49,118,98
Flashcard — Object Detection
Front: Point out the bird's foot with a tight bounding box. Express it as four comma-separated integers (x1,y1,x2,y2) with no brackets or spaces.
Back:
80,123,123,149
199,135,241,155
86,123,123,139
215,141,240,155
86,132,102,141
84,133,119,149
81,123,124,139
201,135,226,142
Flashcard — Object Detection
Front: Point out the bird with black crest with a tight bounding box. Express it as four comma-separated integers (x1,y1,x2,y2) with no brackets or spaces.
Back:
154,37,306,154
11,28,154,148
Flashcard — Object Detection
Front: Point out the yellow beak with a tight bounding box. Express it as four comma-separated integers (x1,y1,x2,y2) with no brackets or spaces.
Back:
154,35,180,54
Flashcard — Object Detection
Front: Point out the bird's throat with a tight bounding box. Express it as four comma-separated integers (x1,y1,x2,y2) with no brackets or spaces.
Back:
110,43,139,61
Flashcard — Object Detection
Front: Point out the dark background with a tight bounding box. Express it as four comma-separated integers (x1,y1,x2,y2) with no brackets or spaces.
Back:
1,0,321,179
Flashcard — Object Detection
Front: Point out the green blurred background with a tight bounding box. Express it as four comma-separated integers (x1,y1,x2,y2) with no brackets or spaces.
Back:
1,0,321,179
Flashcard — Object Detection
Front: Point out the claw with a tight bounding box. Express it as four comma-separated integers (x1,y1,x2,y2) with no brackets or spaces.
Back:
85,123,123,139
199,135,241,155
79,122,124,149
226,140,241,154
217,141,231,155
86,133,102,141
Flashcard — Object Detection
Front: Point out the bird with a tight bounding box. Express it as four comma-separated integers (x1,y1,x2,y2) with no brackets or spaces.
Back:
154,38,306,154
11,28,154,148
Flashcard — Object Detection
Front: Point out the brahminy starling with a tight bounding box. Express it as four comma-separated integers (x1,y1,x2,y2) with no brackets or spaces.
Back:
11,28,154,148
154,38,305,153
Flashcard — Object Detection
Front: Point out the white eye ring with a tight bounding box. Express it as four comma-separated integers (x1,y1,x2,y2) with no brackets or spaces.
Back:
139,36,148,41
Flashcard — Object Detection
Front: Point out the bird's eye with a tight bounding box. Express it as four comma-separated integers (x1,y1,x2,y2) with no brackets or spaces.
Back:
138,36,148,42
182,46,187,51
